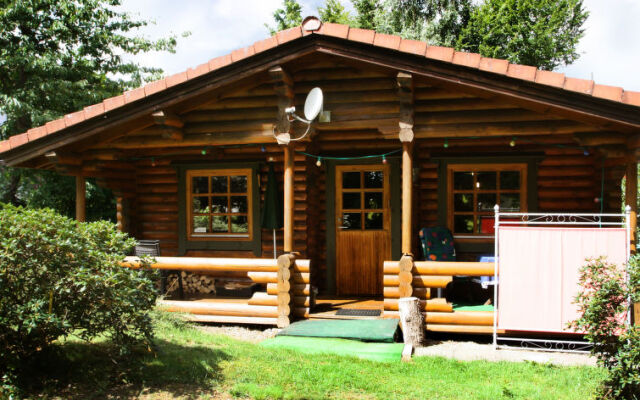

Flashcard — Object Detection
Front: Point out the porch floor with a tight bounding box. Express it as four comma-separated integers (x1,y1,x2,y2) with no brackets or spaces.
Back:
309,297,384,320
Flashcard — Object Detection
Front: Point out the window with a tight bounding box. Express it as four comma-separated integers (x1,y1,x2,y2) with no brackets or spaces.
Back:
186,169,253,241
447,164,527,236
337,166,388,231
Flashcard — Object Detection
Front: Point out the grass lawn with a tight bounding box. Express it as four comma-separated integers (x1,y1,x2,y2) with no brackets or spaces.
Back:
23,310,604,400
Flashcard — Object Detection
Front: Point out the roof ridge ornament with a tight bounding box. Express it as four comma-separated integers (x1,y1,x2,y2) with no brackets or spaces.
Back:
302,16,322,33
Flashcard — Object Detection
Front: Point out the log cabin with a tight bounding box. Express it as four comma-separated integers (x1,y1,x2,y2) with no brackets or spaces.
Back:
2,17,639,335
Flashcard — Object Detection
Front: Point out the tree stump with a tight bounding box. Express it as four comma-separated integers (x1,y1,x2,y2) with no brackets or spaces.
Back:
399,296,425,348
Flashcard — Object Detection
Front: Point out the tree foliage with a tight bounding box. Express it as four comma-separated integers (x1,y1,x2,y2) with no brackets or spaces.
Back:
266,0,303,35
0,205,158,395
319,0,354,25
374,0,474,47
0,0,178,215
457,0,588,70
351,0,379,29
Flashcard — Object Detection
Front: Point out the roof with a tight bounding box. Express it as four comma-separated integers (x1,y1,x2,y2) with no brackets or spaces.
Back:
1,17,639,159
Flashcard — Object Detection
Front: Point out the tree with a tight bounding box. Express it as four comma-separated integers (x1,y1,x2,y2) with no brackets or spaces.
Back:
319,0,354,25
351,0,380,30
457,0,588,70
373,0,474,47
0,0,178,218
266,0,303,35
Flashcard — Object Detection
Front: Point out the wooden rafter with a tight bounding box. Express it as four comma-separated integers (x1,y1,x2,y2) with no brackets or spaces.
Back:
269,66,294,143
397,72,414,142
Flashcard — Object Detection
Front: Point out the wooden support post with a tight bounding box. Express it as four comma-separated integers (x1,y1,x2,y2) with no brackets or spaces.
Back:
283,144,294,253
626,157,637,253
401,142,413,254
269,65,294,144
399,296,426,355
277,253,296,327
397,71,414,255
116,196,129,233
75,175,86,222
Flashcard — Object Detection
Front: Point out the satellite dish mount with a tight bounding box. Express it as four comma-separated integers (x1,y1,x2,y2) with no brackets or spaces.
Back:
274,87,323,145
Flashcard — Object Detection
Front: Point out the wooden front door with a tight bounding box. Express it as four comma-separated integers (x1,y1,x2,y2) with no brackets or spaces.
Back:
335,164,391,296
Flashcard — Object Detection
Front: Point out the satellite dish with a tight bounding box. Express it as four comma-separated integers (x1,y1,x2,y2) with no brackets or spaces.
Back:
304,87,323,121
274,87,324,144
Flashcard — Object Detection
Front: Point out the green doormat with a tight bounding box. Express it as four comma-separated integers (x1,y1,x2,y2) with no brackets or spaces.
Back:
261,336,404,362
277,319,399,342
452,303,495,312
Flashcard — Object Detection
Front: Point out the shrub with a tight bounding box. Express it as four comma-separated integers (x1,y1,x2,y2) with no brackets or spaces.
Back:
0,204,157,393
573,256,640,399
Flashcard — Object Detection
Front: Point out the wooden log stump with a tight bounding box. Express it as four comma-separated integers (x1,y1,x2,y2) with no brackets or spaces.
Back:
398,255,414,298
398,297,425,349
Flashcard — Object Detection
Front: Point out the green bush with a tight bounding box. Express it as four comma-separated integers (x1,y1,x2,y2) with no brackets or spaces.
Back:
0,204,157,393
573,256,640,399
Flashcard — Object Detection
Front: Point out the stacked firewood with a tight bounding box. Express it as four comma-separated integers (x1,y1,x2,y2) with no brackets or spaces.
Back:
166,272,216,295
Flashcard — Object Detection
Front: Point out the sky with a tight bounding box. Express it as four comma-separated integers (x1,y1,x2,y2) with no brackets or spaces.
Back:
118,0,640,91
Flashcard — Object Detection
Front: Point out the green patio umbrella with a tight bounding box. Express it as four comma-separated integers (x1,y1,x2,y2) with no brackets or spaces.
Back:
261,162,283,259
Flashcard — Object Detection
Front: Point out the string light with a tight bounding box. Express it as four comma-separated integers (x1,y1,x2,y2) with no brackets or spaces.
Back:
316,157,322,167
583,148,590,156
443,138,449,148
201,148,207,155
260,145,266,153
382,155,387,164
509,137,516,147
150,157,156,167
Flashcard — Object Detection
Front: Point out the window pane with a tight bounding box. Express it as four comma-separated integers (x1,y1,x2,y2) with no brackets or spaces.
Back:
230,196,248,213
500,171,520,190
192,176,208,194
230,175,247,193
211,176,227,193
231,216,248,233
476,171,496,190
500,193,521,211
192,196,209,213
454,172,473,190
211,196,228,213
477,193,497,212
478,215,494,234
192,215,209,233
364,192,383,209
342,172,361,189
454,215,474,234
341,212,362,230
212,216,229,232
364,212,383,229
454,193,473,212
364,171,383,188
342,192,361,210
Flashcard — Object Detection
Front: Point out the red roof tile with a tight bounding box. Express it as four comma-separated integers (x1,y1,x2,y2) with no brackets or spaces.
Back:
27,126,47,141
231,45,256,62
399,39,427,56
535,70,565,88
563,77,594,95
166,71,188,88
9,133,28,149
208,54,232,71
144,79,168,96
623,91,640,107
592,84,623,102
506,64,537,81
453,51,481,69
347,28,375,44
254,36,278,53
83,103,105,119
104,95,125,111
373,33,401,50
2,19,639,157
426,46,454,62
64,110,86,126
45,118,66,135
276,27,302,44
318,22,349,39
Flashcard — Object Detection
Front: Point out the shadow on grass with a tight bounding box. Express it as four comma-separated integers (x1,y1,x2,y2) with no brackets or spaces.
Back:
20,338,231,399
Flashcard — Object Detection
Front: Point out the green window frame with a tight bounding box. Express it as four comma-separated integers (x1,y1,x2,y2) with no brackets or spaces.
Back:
177,163,261,256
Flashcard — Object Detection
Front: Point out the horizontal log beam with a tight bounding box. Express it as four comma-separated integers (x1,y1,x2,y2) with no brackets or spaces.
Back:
123,256,309,273
384,261,495,276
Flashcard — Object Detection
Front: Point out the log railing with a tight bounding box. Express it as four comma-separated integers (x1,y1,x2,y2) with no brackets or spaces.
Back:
122,255,311,327
383,260,495,334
